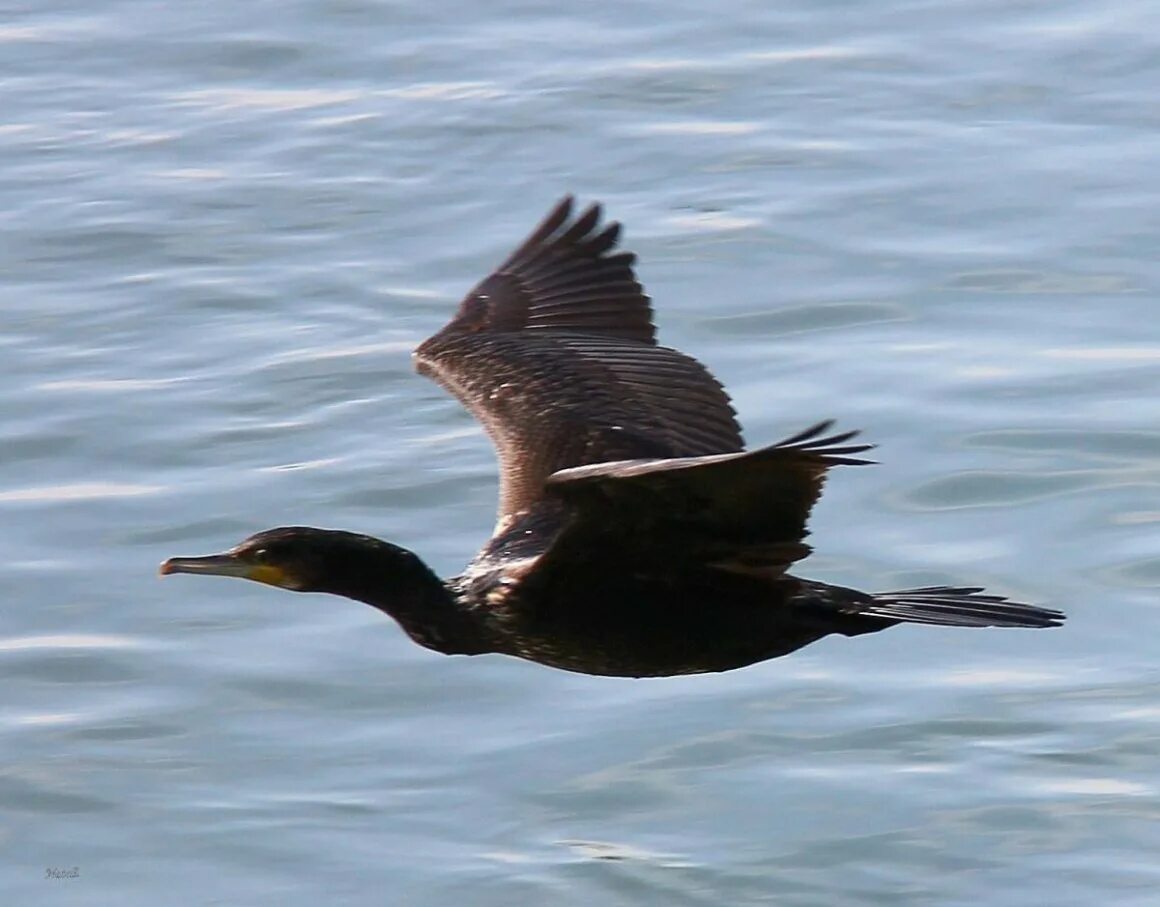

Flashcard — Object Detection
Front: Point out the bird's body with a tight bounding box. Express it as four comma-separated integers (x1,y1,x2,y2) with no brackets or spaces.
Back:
161,197,1063,676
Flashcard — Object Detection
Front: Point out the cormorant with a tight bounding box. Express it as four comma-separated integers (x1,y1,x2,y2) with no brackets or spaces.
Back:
160,197,1063,676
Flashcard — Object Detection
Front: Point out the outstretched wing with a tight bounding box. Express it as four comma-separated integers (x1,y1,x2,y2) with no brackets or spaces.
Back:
541,421,875,577
414,197,743,527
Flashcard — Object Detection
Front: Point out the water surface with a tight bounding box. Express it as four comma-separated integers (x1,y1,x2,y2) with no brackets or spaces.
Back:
3,1,1159,904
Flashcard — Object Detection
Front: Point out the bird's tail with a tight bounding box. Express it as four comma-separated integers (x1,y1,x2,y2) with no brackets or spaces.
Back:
864,586,1064,629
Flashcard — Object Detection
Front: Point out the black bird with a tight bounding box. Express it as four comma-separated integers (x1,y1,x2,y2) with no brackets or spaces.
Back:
160,197,1064,676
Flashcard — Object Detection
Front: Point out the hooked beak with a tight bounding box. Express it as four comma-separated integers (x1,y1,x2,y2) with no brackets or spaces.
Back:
159,553,291,588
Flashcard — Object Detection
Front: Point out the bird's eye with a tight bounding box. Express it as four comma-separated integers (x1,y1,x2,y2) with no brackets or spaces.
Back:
252,548,270,563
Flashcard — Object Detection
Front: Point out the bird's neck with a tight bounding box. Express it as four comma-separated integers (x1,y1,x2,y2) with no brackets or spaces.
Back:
329,555,492,656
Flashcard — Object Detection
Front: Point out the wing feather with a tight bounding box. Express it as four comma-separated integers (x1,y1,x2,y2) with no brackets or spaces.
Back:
414,197,744,524
542,422,875,576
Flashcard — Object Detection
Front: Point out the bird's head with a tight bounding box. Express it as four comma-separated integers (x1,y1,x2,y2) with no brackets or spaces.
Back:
160,527,490,655
159,526,424,595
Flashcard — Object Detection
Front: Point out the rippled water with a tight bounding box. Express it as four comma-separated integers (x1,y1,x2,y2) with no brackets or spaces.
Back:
4,1,1159,904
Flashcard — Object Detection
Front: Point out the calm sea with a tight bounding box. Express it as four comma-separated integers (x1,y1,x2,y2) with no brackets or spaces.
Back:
3,0,1159,904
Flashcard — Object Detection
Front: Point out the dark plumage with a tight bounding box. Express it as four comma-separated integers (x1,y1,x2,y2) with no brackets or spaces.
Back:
161,197,1064,677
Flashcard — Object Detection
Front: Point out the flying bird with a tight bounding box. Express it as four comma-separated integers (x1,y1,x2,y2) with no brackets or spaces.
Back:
161,197,1063,676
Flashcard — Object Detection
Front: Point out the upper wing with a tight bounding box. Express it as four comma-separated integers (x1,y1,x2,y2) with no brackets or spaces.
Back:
541,421,875,577
414,197,744,527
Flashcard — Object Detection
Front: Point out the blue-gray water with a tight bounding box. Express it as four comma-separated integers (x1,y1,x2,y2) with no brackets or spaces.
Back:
4,1,1159,904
